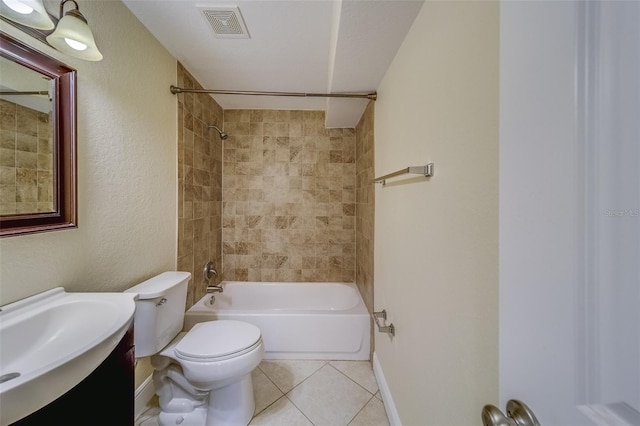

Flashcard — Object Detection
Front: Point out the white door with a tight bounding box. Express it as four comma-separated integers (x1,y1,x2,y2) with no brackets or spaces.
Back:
499,1,640,425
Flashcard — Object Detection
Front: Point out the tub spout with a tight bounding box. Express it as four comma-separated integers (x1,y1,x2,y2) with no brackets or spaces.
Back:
206,284,223,294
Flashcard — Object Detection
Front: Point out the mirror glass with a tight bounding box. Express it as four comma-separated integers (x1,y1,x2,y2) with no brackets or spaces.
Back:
0,55,55,215
0,32,77,237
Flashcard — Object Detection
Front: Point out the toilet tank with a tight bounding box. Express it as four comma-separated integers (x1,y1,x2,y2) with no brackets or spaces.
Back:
125,271,191,358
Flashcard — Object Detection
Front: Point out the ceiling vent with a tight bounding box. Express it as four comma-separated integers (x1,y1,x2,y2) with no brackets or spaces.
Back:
201,6,250,39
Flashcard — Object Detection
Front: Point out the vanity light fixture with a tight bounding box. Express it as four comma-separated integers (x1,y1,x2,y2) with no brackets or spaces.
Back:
46,0,102,61
0,0,54,30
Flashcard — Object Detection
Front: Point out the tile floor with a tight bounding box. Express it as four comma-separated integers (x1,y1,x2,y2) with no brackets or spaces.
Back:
136,360,389,426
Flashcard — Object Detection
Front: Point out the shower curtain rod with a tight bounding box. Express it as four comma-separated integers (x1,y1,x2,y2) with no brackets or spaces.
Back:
0,91,49,96
169,85,377,101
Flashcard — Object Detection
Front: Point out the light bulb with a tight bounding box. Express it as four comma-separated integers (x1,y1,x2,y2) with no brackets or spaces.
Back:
2,0,33,14
64,38,87,51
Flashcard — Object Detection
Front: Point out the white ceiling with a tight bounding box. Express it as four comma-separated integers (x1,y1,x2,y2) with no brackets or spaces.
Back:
0,57,51,112
122,0,424,128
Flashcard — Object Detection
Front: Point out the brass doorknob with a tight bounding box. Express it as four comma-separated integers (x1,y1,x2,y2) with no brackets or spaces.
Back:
482,400,540,426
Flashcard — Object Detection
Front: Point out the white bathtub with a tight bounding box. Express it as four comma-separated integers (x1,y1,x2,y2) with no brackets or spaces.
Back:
184,281,371,360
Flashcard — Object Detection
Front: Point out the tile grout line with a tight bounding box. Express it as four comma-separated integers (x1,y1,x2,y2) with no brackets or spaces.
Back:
249,394,286,424
255,360,328,424
260,360,328,394
283,393,318,426
252,365,285,419
346,393,377,426
327,362,378,397
283,362,377,426
275,361,336,426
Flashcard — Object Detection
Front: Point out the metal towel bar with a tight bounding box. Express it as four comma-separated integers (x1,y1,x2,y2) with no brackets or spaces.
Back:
373,310,395,336
373,163,434,186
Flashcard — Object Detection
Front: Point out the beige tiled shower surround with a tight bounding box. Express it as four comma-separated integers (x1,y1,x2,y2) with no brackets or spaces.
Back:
223,109,357,282
355,101,375,314
176,63,224,308
177,60,375,316
0,99,53,215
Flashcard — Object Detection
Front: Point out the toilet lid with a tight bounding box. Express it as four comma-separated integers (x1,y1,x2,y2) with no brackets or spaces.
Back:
175,320,262,360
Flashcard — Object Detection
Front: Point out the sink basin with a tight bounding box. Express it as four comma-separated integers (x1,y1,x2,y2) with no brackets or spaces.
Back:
0,288,137,425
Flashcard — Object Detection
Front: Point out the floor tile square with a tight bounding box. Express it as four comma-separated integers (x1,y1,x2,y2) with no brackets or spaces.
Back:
249,396,313,426
330,360,379,394
349,397,389,426
287,364,373,426
252,368,284,415
259,359,326,393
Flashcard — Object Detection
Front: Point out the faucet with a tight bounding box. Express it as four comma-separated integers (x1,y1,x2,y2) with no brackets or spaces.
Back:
204,261,222,293
206,284,223,294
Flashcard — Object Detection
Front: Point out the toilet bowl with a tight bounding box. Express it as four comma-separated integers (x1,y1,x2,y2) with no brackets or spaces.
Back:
157,321,264,425
126,272,264,426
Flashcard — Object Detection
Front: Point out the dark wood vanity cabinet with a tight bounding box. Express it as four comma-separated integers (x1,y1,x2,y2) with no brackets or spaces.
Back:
11,326,135,426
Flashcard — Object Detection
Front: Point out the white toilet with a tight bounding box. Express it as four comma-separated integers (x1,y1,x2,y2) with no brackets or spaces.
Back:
126,271,264,426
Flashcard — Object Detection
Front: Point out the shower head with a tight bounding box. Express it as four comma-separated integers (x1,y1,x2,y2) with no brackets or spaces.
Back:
208,125,228,140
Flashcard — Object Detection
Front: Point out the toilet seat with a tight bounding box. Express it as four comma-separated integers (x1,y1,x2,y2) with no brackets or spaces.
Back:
175,320,262,362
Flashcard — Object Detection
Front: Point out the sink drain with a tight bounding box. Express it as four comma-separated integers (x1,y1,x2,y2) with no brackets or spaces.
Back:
0,372,20,383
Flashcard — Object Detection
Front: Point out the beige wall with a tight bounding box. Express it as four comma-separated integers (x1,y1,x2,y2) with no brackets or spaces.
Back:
222,110,356,282
374,2,499,425
0,0,177,305
176,63,224,309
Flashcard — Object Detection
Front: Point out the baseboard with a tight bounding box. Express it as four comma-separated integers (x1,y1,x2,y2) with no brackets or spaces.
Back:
373,352,402,426
134,375,155,420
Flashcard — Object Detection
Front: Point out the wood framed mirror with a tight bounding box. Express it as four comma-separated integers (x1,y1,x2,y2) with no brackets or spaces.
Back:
0,32,77,237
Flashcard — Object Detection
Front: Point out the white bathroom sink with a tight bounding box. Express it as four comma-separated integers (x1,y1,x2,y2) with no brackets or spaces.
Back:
0,288,137,425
